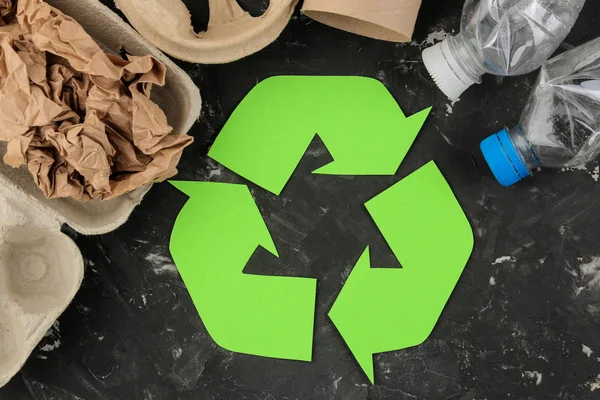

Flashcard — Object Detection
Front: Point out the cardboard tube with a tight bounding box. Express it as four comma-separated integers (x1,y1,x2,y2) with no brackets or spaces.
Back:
302,0,422,42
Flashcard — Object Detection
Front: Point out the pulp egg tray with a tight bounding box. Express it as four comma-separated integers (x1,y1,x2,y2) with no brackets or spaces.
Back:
0,0,202,387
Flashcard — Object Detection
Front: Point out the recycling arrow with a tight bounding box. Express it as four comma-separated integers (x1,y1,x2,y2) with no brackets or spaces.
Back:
169,75,473,385
328,162,474,383
208,76,431,195
169,181,316,361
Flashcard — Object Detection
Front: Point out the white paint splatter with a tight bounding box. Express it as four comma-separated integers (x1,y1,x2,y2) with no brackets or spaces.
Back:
589,375,600,391
445,98,460,116
145,253,178,275
40,341,61,352
559,225,566,235
560,164,600,182
489,276,496,285
492,256,515,265
141,294,147,306
522,371,543,385
410,29,453,48
583,344,594,357
41,321,62,353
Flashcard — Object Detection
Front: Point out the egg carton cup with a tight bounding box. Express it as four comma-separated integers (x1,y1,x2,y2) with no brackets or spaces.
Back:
0,0,202,388
114,0,298,64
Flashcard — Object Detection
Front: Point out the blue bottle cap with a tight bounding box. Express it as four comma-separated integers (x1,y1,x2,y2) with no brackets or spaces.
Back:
480,129,531,187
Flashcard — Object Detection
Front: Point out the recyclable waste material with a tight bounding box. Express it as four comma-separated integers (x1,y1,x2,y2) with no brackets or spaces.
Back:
422,0,586,100
0,0,194,202
114,0,298,64
0,0,201,388
481,36,600,186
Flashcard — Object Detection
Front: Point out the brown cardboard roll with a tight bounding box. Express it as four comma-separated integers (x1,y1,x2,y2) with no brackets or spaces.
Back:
301,0,422,42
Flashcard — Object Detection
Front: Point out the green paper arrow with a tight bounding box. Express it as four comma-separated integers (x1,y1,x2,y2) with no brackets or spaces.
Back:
169,181,317,361
208,76,431,195
328,162,474,383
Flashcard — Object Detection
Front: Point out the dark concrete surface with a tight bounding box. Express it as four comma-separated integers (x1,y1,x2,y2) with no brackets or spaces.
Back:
3,0,600,399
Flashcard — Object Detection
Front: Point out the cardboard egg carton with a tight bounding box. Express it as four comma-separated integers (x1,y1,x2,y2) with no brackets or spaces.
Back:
0,0,202,388
114,0,298,64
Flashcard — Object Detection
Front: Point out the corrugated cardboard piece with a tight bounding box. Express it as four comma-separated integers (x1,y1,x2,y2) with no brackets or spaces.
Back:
302,0,422,42
115,0,298,64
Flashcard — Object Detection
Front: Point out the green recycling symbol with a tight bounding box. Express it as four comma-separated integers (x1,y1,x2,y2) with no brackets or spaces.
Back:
169,76,473,384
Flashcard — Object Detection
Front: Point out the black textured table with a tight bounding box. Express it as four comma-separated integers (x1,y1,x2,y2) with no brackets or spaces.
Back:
3,0,600,399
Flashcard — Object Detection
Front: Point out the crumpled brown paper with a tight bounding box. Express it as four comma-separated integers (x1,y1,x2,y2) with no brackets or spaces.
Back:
0,0,193,201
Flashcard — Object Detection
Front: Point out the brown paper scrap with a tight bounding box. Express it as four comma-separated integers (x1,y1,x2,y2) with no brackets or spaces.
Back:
0,0,193,201
301,0,422,43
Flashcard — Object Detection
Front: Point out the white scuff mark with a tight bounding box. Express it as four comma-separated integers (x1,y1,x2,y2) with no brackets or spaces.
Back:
98,335,105,342
440,132,453,146
580,257,600,290
207,168,222,179
489,276,496,285
141,294,147,306
172,346,183,360
145,253,178,275
559,225,565,235
492,256,515,265
143,389,156,400
583,344,594,357
589,375,600,391
332,376,343,390
522,371,543,385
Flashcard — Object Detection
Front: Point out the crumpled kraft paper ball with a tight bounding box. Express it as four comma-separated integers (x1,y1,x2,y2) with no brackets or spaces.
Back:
115,0,298,64
0,0,194,202
301,0,422,42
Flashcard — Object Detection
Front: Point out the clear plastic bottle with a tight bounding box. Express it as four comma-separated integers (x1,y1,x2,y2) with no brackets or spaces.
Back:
422,0,586,100
480,37,600,186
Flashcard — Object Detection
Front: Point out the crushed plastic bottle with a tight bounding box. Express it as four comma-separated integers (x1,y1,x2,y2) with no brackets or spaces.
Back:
422,0,586,100
480,36,600,186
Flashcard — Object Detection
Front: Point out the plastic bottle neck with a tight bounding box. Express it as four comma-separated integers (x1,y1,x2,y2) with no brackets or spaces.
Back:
445,34,485,84
480,126,539,187
506,125,541,171
422,33,485,99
